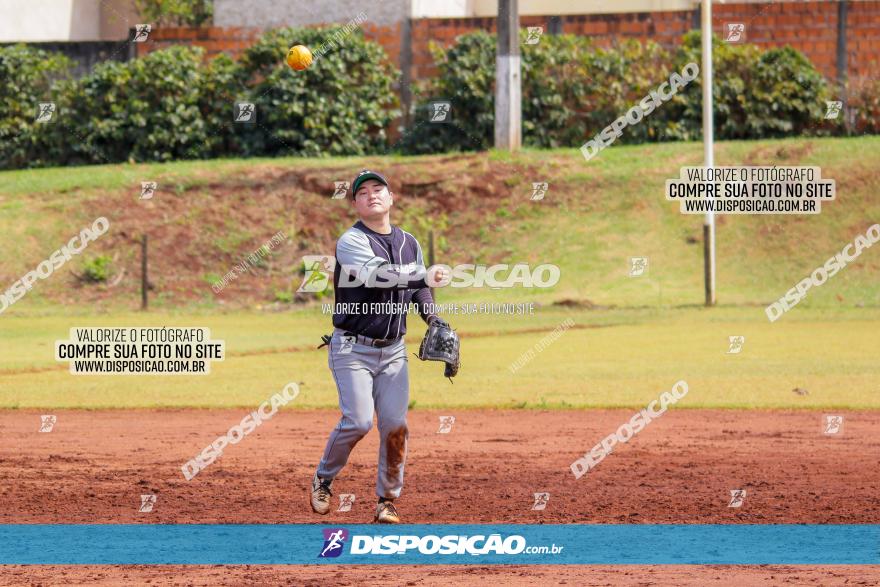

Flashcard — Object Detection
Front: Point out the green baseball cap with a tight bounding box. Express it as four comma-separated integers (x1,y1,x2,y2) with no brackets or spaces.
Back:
351,169,389,199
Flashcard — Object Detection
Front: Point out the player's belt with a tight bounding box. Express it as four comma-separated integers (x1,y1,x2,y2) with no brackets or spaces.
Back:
342,330,401,348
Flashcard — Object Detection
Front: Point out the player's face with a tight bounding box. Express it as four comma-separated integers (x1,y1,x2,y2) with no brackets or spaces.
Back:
352,179,393,218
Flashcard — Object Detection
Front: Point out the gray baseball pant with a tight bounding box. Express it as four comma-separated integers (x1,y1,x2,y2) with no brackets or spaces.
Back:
316,328,410,499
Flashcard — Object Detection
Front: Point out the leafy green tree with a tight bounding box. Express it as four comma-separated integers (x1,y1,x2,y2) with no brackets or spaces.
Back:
0,45,72,169
402,30,833,153
64,46,208,164
235,26,399,157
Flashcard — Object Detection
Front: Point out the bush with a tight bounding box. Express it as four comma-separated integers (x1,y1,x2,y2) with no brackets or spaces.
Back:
82,255,112,283
198,53,242,158
846,78,880,135
274,290,295,304
673,32,830,140
0,45,72,169
235,26,399,157
0,29,844,168
64,46,209,164
0,28,398,169
399,32,496,154
401,32,684,153
522,34,590,147
750,47,830,136
402,30,834,153
572,37,679,144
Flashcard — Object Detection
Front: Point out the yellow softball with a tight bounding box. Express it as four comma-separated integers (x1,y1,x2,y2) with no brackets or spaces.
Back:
286,45,313,71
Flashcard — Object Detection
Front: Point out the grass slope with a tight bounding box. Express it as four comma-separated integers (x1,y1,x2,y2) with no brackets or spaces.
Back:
1,138,878,409
0,137,878,311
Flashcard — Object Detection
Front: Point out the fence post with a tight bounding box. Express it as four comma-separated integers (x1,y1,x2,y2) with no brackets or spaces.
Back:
127,27,138,61
428,230,436,300
400,3,413,128
141,235,148,311
836,0,850,134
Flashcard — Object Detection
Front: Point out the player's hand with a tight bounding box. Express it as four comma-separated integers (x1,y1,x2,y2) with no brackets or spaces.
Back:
427,265,451,287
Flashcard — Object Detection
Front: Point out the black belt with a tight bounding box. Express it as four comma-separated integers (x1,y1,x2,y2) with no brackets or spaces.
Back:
343,331,401,348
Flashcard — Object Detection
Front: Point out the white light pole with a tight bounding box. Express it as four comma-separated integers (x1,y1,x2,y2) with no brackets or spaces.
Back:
702,0,716,306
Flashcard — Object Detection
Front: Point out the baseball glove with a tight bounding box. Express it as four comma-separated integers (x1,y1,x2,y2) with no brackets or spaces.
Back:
417,318,460,382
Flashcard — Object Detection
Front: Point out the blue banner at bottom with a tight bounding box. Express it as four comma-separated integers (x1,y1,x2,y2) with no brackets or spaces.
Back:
0,524,877,565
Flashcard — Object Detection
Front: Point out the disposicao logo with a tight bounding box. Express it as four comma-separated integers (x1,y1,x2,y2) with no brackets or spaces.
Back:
319,528,349,558
318,530,563,558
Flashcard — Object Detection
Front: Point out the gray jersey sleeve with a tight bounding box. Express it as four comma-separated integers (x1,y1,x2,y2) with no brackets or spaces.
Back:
337,228,429,289
415,240,424,266
409,235,436,322
336,229,386,285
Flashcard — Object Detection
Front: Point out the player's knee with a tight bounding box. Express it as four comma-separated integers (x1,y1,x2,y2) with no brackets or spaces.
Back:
348,418,373,437
380,418,407,435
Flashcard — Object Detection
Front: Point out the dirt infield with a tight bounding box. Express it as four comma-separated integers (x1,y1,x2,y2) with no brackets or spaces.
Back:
2,408,879,585
4,564,880,586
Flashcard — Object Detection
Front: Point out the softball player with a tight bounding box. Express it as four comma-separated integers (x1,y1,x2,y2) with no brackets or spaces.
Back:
311,170,448,524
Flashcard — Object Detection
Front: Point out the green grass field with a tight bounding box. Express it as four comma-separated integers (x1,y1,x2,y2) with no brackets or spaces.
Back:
1,137,879,411
2,305,878,410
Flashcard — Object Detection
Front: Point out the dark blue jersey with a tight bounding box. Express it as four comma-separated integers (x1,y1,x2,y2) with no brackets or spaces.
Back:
332,221,435,339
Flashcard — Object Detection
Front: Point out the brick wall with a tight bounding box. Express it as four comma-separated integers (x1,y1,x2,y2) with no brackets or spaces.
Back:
137,1,880,83
137,23,402,70
847,0,880,79
713,1,839,78
409,2,880,82
408,12,695,79
363,22,402,69
137,26,259,57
